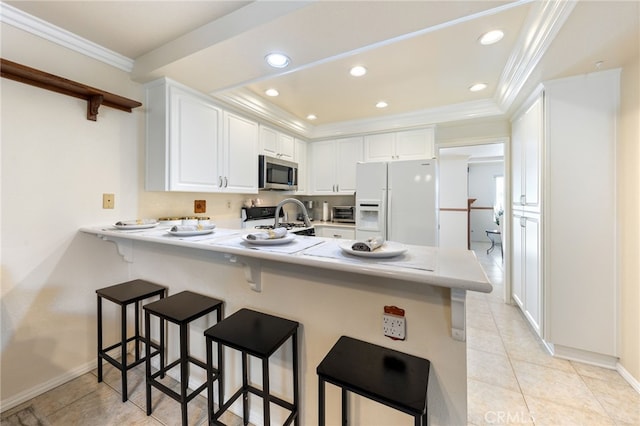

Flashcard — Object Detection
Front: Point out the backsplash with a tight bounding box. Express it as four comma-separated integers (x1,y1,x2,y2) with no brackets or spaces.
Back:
137,191,355,225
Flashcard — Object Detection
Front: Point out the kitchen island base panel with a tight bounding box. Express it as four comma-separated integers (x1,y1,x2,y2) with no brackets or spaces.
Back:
80,228,479,425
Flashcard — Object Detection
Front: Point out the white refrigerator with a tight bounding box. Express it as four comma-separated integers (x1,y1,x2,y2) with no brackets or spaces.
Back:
355,159,437,246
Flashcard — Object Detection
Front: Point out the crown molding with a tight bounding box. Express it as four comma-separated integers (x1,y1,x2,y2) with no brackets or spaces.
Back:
309,99,504,140
495,0,576,111
213,87,314,137
216,88,504,140
0,3,134,72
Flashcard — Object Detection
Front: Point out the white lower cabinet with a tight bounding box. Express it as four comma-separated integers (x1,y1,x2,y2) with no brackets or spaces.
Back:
316,226,355,240
512,213,542,336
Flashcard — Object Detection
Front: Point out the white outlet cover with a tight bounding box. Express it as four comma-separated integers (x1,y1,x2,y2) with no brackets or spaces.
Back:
383,313,406,340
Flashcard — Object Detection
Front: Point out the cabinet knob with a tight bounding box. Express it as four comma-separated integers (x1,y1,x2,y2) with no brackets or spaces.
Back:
224,176,228,188
218,176,223,187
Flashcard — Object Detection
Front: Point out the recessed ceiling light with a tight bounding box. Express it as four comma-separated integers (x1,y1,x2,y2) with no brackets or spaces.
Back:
479,30,504,45
265,52,290,68
469,83,488,92
306,114,317,120
376,101,388,109
350,65,367,77
265,88,279,97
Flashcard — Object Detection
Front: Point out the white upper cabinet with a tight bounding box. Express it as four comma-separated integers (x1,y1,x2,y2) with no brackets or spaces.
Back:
294,138,308,194
511,95,542,212
145,78,258,193
223,111,259,193
259,125,294,161
364,127,434,162
309,137,363,195
146,79,222,192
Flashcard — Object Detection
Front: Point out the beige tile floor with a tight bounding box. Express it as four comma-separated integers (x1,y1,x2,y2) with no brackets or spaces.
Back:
1,242,638,426
0,352,245,426
467,242,640,426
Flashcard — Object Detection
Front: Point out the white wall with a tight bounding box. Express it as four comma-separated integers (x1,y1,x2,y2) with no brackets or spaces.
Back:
1,23,142,405
438,156,469,249
618,54,640,384
468,162,504,242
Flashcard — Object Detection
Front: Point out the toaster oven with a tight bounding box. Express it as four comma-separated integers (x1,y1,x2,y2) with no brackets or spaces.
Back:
332,206,355,223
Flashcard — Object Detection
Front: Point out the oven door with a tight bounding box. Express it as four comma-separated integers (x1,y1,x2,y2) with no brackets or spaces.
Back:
259,155,298,190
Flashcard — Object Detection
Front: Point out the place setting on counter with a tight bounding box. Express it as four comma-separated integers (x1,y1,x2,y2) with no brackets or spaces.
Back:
106,217,242,242
303,236,436,271
212,227,324,254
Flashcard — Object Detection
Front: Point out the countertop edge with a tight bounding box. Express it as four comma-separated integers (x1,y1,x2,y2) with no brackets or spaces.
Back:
80,226,492,293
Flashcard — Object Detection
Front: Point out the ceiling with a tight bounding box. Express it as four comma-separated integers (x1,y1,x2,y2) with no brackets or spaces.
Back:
3,1,639,138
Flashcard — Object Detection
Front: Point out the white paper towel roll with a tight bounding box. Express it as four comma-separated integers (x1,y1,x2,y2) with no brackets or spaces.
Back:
322,201,329,221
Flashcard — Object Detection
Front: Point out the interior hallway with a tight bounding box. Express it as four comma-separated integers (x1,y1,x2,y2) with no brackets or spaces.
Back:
467,241,639,425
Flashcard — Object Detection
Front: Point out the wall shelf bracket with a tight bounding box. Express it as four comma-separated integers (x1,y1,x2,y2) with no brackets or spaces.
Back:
1,58,142,121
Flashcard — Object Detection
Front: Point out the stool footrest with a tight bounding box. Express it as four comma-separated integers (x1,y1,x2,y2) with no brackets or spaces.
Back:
148,379,209,405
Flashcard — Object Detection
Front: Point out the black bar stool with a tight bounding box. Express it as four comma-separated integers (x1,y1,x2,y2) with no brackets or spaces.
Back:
204,308,299,426
96,279,166,402
144,291,224,426
317,336,430,426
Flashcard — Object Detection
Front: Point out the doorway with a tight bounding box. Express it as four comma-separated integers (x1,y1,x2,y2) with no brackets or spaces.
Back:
437,139,508,302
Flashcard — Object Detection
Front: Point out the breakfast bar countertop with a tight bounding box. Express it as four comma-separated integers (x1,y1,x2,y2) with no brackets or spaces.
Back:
80,224,492,294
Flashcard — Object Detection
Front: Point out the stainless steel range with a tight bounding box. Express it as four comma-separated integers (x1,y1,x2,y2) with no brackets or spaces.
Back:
241,206,315,236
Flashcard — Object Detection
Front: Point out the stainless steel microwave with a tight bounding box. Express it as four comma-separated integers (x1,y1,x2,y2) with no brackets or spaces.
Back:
258,155,298,190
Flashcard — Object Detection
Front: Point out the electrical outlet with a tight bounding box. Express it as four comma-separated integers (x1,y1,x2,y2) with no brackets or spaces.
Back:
383,305,406,340
226,200,231,209
102,193,115,209
194,200,206,213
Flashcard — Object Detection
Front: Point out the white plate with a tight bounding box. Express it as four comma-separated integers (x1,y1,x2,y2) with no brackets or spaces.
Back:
242,234,296,245
114,220,158,230
167,229,215,237
339,241,408,258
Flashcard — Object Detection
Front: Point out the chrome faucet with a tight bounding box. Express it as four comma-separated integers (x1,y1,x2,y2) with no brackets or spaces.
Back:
275,198,312,228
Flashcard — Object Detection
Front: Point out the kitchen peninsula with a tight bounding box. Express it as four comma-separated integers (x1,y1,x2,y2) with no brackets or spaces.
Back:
81,224,491,425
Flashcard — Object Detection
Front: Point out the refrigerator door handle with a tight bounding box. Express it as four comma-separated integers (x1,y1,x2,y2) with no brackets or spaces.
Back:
385,189,391,239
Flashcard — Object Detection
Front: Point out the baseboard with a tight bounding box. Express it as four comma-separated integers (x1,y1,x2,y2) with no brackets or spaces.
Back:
550,344,618,369
0,359,96,413
616,363,640,394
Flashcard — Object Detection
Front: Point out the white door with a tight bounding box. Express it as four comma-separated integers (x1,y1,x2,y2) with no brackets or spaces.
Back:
355,162,387,240
170,87,221,191
223,112,258,193
335,137,363,193
309,140,336,194
511,214,524,308
388,160,437,245
524,214,541,334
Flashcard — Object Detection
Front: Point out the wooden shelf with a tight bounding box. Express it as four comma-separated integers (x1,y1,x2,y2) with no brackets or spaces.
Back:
1,58,142,121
